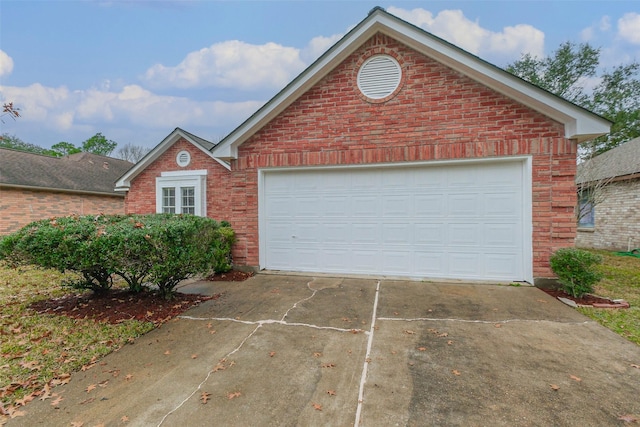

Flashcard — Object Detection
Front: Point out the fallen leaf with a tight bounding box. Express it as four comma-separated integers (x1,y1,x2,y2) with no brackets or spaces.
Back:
494,324,502,328
327,390,336,396
550,384,560,391
227,391,241,400
164,350,171,355
121,415,129,423
70,421,84,427
631,364,640,369
391,350,397,354
200,391,211,404
125,374,133,381
313,352,322,358
269,351,276,357
437,332,448,337
15,394,34,406
452,369,461,376
403,330,415,335
50,395,64,407
447,340,454,345
569,374,582,382
39,384,52,401
79,397,95,405
191,354,198,359
537,299,549,303
312,403,322,411
418,347,427,351
206,322,213,328
86,384,96,393
321,363,336,368
209,330,217,335
618,414,639,423
8,407,26,418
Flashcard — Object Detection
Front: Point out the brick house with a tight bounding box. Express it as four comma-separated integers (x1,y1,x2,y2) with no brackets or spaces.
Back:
576,136,640,251
0,149,133,234
116,8,609,285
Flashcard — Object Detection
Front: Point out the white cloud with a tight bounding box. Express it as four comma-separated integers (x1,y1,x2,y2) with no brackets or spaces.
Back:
143,40,307,90
581,16,612,42
0,50,14,77
1,82,262,137
301,33,345,63
387,7,544,62
618,12,640,44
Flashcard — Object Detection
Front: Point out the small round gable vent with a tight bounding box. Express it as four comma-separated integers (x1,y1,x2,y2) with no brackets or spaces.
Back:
176,150,191,167
357,55,402,100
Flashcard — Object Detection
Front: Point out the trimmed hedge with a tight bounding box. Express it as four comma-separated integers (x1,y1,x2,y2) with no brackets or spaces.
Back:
0,214,235,298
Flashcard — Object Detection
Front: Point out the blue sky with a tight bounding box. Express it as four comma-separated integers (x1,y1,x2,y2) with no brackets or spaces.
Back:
1,1,639,152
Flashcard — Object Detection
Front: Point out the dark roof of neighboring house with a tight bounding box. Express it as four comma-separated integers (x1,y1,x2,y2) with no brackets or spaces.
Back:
576,137,640,184
0,148,134,196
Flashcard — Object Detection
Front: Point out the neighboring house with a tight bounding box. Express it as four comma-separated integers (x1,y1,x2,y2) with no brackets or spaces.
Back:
0,148,133,234
116,8,610,285
575,136,640,251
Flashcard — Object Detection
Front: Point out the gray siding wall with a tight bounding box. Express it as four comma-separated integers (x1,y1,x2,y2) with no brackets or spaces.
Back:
576,178,640,251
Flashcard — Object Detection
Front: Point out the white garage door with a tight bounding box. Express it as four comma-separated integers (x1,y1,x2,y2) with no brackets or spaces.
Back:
260,160,530,282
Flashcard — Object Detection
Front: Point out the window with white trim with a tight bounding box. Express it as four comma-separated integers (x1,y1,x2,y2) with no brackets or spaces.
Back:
156,170,207,216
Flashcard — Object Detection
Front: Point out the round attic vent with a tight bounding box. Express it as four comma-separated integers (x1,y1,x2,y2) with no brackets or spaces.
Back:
357,55,402,100
176,150,191,167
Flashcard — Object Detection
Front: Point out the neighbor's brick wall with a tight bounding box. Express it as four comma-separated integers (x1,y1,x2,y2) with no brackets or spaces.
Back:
0,187,125,235
576,178,640,251
125,139,233,221
227,33,577,280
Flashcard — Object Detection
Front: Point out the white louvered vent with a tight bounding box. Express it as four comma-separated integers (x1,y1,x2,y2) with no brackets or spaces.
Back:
176,150,191,167
357,55,401,100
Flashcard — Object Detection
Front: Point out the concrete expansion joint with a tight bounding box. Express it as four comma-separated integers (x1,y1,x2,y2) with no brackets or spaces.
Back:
376,317,596,325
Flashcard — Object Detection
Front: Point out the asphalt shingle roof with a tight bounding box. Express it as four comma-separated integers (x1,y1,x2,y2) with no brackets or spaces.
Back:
576,137,640,184
0,149,133,195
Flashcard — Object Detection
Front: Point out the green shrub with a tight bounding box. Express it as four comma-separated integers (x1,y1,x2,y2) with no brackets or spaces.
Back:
550,248,603,298
0,214,235,298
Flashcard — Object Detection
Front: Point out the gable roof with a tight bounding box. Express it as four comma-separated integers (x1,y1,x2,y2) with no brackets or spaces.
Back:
576,137,640,184
114,127,222,191
0,149,133,196
211,7,610,161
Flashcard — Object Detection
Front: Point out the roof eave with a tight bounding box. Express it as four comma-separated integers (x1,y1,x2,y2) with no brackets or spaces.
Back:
211,9,610,162
115,128,224,191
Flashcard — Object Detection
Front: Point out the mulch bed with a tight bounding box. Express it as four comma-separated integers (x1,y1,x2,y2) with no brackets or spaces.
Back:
541,288,630,308
29,270,254,325
206,270,254,281
29,290,218,325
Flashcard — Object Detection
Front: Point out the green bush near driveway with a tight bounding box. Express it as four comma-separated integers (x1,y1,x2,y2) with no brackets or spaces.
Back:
0,214,235,298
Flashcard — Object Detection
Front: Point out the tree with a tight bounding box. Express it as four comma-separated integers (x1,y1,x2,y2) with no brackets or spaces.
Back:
115,142,150,163
50,141,81,157
81,132,117,156
1,102,20,123
506,42,640,156
0,133,51,155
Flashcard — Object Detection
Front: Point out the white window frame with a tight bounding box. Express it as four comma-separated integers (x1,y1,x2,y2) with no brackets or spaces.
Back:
155,170,207,216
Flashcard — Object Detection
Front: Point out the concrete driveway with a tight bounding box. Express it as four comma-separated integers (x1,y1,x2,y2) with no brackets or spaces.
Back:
10,274,640,426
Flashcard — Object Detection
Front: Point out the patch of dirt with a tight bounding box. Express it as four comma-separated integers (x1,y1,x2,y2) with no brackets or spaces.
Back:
29,289,218,325
541,288,622,307
206,270,254,281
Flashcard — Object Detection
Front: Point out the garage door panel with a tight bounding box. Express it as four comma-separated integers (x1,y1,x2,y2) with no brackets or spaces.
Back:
414,223,446,245
382,223,413,245
323,223,351,243
449,224,480,246
352,196,380,217
262,161,528,281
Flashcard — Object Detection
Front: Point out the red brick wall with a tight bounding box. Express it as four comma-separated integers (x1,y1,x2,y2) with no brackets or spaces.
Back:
228,34,577,280
0,187,125,235
126,34,578,281
125,139,233,222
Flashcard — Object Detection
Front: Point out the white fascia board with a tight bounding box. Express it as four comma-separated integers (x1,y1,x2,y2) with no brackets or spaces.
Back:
115,129,226,192
211,11,610,164
376,16,611,141
212,19,382,161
